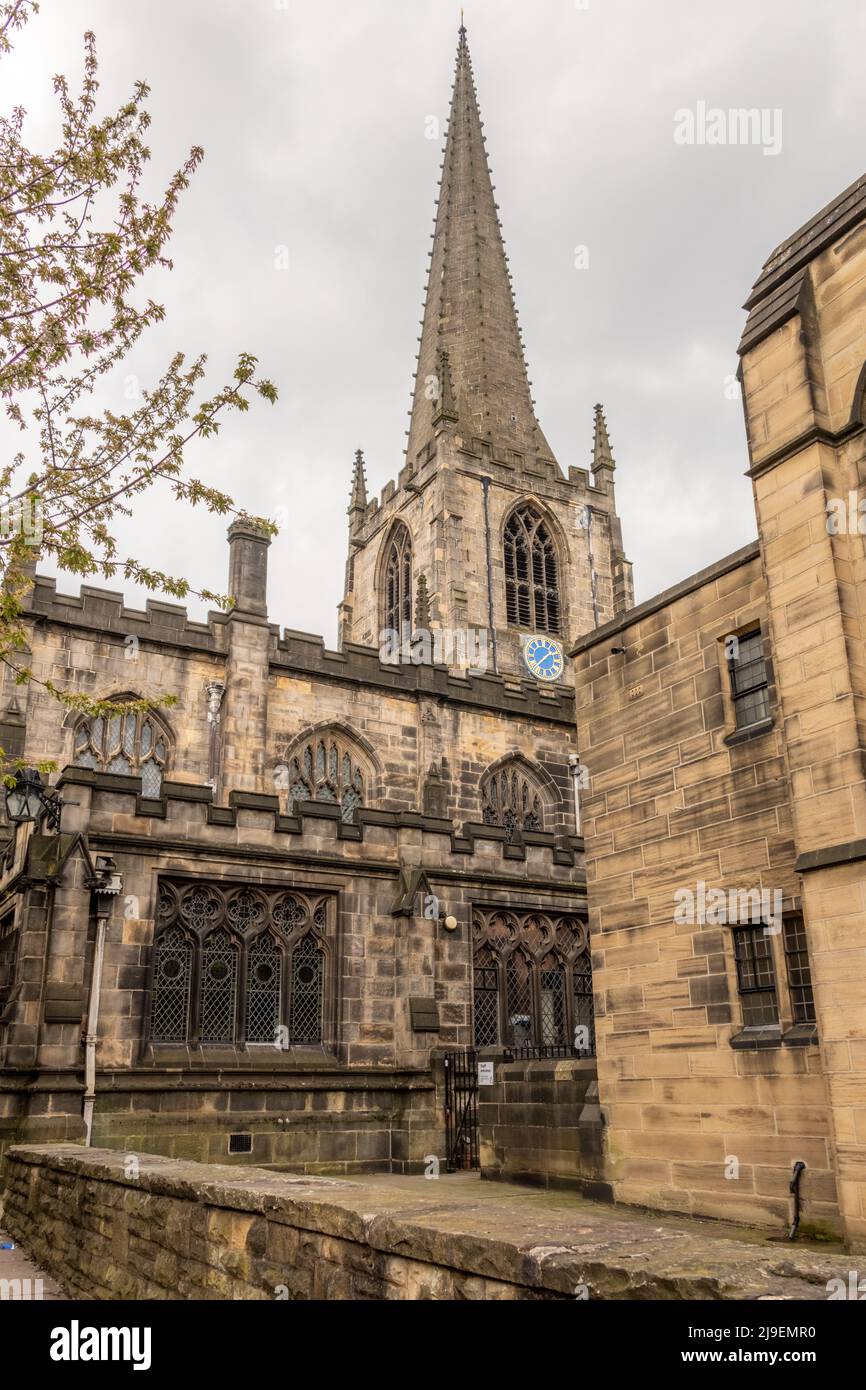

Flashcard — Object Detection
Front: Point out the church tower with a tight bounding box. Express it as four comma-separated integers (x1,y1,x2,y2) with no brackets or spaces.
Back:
339,23,633,679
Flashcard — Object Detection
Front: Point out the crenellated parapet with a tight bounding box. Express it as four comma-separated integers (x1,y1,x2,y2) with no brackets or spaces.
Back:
25,576,226,654
57,765,585,872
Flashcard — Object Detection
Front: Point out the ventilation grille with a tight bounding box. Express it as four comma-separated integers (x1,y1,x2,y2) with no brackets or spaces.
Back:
228,1132,253,1154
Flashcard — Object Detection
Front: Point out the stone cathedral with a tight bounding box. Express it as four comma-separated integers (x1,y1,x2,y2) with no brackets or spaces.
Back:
3,24,866,1254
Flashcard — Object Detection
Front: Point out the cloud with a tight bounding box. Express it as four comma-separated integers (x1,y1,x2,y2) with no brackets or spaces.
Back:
2,0,863,644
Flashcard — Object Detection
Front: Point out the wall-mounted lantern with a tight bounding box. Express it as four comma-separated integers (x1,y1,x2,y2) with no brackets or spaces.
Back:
4,769,64,831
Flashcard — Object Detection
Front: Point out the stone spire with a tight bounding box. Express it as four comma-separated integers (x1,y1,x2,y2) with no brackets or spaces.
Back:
348,448,368,532
405,24,555,466
592,403,616,477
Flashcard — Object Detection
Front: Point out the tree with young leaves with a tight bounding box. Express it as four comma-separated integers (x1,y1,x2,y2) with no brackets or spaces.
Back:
0,0,277,770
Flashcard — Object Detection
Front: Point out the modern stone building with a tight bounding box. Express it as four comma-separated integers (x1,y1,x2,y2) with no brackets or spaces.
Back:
0,27,623,1183
2,22,865,1257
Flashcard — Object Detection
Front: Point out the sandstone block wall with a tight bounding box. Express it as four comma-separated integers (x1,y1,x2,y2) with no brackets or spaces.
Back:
572,547,841,1238
738,177,866,1248
477,1056,607,1196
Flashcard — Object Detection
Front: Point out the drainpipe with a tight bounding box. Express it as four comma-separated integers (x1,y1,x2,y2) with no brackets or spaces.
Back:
582,505,601,629
480,477,499,675
568,754,583,836
83,856,123,1147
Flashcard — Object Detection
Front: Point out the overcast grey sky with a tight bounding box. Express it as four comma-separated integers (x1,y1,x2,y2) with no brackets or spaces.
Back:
6,0,866,645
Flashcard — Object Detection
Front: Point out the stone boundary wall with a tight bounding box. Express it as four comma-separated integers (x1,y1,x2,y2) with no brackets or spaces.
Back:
3,1144,858,1301
0,1145,579,1300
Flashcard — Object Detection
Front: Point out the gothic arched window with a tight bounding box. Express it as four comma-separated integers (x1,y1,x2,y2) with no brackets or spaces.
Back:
504,504,561,634
382,524,413,637
481,761,545,842
73,706,169,798
149,881,331,1049
283,729,368,823
471,908,594,1055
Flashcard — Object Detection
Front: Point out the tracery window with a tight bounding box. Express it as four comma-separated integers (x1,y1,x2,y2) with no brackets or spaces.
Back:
284,731,367,823
149,881,332,1049
471,908,594,1055
382,524,413,637
73,706,168,798
504,504,561,634
480,762,544,843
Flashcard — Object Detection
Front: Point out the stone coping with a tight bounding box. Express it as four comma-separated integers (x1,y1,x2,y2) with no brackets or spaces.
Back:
570,541,760,657
3,1145,857,1300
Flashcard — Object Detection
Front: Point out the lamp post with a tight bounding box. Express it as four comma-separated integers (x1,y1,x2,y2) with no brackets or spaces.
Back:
4,769,65,832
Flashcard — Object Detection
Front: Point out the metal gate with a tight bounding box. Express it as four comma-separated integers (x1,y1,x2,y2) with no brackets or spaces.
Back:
443,1049,479,1172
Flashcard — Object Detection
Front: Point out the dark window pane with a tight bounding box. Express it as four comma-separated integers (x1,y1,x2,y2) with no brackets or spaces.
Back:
733,926,779,1026
784,916,816,1024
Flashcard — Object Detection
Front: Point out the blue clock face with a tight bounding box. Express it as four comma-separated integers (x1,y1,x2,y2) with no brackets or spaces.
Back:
524,636,564,682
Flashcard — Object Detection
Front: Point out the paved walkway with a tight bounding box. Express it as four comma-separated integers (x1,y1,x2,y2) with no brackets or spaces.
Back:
0,1226,68,1301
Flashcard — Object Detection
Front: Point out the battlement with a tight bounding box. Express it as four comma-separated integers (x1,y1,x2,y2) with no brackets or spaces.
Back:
26,576,225,654
274,630,575,722
58,766,585,872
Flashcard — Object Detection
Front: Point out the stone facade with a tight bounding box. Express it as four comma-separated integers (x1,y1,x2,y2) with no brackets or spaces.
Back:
0,24,604,1182
572,172,866,1250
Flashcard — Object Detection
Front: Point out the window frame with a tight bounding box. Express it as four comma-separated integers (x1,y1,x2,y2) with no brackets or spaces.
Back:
381,523,413,641
504,504,562,636
146,880,338,1055
72,704,170,797
729,911,818,1046
726,627,771,732
732,924,780,1027
471,907,594,1056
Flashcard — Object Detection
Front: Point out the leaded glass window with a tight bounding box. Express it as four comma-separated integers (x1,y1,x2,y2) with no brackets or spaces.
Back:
472,945,500,1047
246,932,282,1044
289,934,325,1044
149,881,333,1050
471,908,594,1055
504,505,560,634
481,762,544,842
284,732,366,822
199,930,238,1044
73,706,169,797
539,953,566,1045
149,927,192,1043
